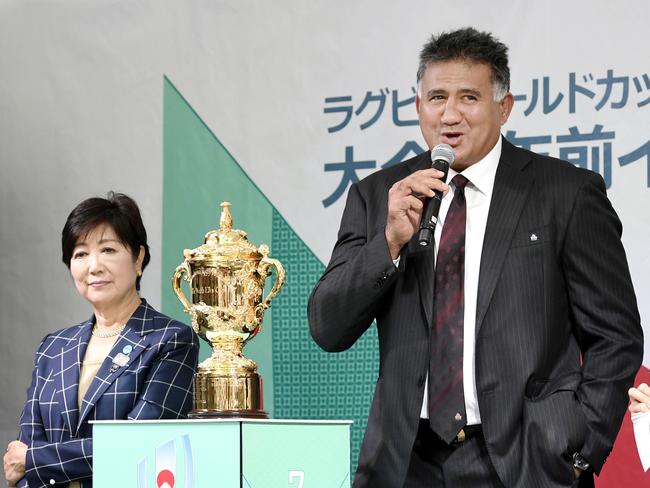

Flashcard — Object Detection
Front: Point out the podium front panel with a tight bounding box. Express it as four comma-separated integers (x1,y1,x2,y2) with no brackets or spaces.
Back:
93,420,241,487
92,419,351,487
242,421,350,487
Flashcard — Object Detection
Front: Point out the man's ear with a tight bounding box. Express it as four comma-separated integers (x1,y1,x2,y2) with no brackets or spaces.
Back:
499,93,514,125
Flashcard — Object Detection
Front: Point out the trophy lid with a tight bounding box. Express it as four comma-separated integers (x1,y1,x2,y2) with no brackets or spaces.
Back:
183,202,265,262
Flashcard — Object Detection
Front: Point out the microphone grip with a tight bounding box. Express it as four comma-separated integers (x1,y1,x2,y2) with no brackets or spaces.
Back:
418,192,443,246
417,159,449,247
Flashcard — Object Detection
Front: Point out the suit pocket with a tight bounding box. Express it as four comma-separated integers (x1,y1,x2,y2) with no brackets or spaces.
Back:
522,389,587,486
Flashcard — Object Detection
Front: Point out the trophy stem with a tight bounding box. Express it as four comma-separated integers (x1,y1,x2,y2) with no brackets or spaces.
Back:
188,334,267,418
211,334,245,357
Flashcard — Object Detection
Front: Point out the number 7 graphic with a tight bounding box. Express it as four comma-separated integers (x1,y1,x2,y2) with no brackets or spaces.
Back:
288,470,305,488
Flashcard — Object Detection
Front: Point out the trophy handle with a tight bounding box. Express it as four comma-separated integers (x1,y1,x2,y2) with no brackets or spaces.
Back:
247,256,285,343
172,261,192,311
260,256,286,308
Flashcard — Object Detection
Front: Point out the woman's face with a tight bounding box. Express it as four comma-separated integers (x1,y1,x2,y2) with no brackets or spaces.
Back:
69,223,144,310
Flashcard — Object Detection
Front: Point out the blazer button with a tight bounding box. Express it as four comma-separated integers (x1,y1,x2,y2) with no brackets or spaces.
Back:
418,376,425,387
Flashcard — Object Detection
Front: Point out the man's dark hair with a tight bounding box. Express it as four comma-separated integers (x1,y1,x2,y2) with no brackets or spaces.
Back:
61,191,150,290
417,27,510,100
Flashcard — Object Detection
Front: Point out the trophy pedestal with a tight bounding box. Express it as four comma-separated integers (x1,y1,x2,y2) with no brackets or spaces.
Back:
190,371,268,418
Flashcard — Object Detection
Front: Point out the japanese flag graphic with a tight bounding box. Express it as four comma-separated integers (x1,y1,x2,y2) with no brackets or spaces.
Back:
155,440,176,488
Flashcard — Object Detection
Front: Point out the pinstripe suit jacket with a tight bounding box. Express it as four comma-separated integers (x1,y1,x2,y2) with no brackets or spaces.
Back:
308,138,643,488
16,299,199,488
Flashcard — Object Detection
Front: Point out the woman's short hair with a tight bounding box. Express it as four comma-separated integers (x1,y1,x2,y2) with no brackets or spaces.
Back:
61,192,151,290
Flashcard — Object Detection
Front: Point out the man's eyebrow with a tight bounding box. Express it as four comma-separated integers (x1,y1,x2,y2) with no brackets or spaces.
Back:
425,88,447,98
424,87,483,98
458,88,482,97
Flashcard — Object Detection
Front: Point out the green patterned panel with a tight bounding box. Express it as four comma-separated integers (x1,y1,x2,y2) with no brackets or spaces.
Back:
270,209,379,473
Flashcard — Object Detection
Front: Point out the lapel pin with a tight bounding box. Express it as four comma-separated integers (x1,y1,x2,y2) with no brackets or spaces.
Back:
110,352,130,373
530,233,538,242
122,345,133,354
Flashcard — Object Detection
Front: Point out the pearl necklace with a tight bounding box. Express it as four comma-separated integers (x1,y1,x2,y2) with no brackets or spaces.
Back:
92,324,126,338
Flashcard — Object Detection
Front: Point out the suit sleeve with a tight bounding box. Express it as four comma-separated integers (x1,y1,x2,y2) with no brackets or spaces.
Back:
21,325,199,487
24,439,92,487
17,336,50,447
308,182,401,352
562,172,644,473
127,324,199,419
16,334,94,487
15,335,66,488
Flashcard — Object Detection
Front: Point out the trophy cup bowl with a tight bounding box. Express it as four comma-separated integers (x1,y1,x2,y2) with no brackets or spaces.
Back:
173,202,285,418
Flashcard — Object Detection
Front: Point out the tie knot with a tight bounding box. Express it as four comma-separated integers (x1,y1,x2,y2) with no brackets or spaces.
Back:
452,174,469,189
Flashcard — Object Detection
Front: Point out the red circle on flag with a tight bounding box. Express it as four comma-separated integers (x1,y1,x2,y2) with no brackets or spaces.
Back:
157,469,175,488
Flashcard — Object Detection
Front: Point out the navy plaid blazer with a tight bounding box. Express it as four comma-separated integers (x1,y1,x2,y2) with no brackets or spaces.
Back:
16,299,199,488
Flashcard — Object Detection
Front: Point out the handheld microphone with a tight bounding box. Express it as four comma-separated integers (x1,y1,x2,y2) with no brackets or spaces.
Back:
418,143,455,246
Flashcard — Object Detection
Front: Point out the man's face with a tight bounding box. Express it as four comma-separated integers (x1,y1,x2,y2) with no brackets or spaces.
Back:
416,59,513,171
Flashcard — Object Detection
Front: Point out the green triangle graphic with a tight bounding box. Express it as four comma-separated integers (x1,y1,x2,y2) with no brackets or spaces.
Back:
161,76,275,413
162,76,379,470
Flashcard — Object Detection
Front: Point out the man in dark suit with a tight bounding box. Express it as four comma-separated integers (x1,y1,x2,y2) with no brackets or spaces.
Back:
308,28,643,487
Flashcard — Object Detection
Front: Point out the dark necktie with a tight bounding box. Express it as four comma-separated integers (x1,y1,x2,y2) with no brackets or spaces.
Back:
428,173,469,443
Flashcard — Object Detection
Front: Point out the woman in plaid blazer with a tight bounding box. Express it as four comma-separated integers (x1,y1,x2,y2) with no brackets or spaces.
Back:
3,193,199,488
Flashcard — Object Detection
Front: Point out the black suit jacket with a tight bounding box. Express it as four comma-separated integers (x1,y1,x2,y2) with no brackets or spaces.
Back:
308,138,643,488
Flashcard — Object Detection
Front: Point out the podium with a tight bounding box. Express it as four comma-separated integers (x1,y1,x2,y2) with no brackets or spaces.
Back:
92,418,352,487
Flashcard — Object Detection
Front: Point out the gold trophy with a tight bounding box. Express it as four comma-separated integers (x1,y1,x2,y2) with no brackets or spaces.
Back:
173,202,285,418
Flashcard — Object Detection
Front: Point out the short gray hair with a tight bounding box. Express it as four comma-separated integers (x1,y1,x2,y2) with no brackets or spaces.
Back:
417,27,510,101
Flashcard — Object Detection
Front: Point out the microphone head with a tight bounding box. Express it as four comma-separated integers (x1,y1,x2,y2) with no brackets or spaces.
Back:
430,143,455,167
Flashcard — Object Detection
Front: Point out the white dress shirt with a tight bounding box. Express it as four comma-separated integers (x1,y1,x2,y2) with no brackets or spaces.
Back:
418,136,502,425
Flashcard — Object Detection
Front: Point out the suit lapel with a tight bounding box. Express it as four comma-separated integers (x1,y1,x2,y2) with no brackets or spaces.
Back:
59,322,92,436
77,300,154,429
475,140,534,336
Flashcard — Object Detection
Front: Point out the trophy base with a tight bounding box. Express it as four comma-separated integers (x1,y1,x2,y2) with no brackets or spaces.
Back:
190,371,268,418
188,409,268,419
